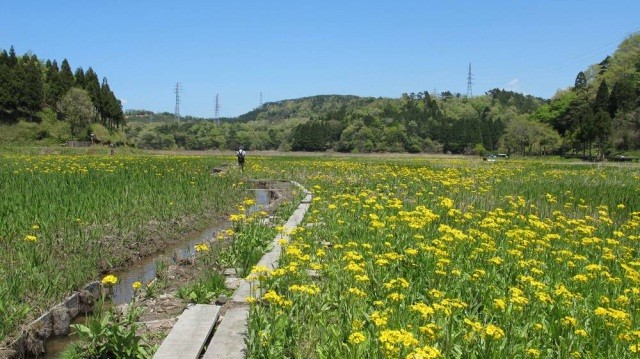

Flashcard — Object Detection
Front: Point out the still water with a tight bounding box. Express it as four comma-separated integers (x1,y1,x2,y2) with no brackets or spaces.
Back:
43,189,272,358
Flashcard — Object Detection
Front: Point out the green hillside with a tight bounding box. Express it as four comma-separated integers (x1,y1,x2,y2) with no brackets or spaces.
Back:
2,31,640,157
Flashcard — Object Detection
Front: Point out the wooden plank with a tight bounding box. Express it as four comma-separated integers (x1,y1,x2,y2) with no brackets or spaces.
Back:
202,306,249,359
153,304,220,359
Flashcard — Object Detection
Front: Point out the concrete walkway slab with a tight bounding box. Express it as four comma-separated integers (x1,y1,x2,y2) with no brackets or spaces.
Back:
153,304,220,359
202,306,249,359
155,181,313,359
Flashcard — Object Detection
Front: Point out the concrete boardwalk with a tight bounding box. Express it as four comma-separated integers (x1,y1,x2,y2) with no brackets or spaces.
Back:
152,181,311,359
153,304,220,359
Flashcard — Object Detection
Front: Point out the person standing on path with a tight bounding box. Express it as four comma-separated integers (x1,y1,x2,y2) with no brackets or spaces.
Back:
236,148,246,172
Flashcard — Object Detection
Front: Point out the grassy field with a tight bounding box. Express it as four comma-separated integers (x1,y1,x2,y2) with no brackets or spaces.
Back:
0,152,249,341
242,157,640,358
2,151,640,357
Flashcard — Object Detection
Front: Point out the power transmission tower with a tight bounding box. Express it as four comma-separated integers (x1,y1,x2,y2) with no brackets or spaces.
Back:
466,63,473,97
174,82,181,122
259,92,263,107
214,94,220,125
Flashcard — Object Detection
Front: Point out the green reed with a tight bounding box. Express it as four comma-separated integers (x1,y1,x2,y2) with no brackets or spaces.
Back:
0,154,247,340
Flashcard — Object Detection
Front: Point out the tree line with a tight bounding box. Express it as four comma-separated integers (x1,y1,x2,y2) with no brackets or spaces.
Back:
533,40,640,158
126,91,545,154
127,32,637,157
3,32,640,156
0,46,124,140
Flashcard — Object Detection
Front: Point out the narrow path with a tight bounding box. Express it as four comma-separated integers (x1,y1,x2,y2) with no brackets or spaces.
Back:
153,181,312,359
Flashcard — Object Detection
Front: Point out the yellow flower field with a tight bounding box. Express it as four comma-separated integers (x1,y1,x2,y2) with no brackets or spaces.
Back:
245,157,640,358
1,153,639,358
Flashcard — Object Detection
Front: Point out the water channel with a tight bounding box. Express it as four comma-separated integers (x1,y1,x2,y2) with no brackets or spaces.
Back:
43,188,273,358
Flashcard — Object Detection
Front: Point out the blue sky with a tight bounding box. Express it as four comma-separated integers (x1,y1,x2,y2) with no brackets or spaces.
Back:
2,1,639,118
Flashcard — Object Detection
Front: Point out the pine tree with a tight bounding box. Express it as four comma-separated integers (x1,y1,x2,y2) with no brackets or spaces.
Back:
59,59,74,95
99,77,124,129
0,49,8,65
574,71,587,91
0,62,12,119
593,109,612,160
608,78,636,117
7,46,18,67
45,60,63,107
83,67,101,109
592,80,612,159
74,67,86,88
10,55,26,115
19,55,44,120
593,80,609,113
99,77,111,126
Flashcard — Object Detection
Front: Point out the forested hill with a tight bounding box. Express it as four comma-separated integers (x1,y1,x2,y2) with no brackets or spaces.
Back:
235,95,380,123
3,31,640,157
0,46,125,144
125,89,549,153
238,91,545,125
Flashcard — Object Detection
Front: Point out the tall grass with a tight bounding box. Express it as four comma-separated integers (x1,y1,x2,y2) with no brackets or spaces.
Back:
0,154,247,340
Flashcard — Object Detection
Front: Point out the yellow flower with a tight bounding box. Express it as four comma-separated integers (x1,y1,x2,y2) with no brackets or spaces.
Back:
245,296,257,304
348,331,366,344
278,238,289,245
526,348,541,358
406,345,442,358
132,281,142,290
263,290,291,307
561,316,577,327
574,329,588,337
419,324,440,340
348,287,367,297
370,310,389,326
101,274,118,286
411,302,435,319
289,284,321,295
464,318,483,333
24,235,37,242
351,319,364,330
493,298,507,311
230,213,246,222
32,224,40,230
485,324,505,340
194,243,209,252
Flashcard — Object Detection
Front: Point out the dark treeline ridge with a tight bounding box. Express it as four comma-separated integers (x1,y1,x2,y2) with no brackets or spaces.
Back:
0,46,124,143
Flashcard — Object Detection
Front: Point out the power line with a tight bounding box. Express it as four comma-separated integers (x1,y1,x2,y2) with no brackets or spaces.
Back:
473,33,632,83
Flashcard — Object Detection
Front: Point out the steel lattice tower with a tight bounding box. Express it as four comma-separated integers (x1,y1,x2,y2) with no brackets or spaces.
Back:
466,63,473,97
174,82,181,122
214,94,220,125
